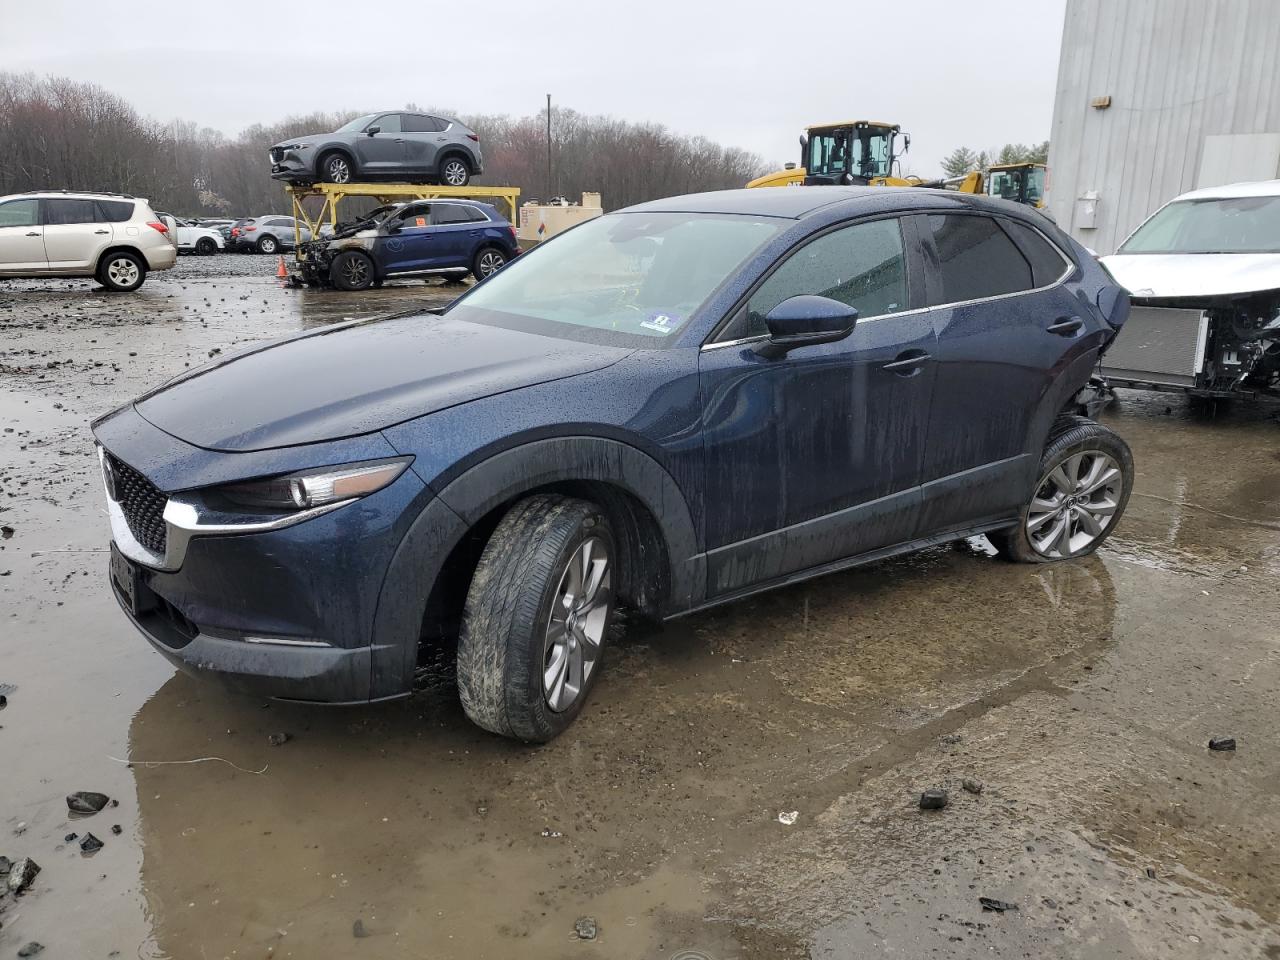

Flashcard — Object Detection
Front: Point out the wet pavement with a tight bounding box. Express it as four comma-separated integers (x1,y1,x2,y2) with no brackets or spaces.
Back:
2,255,1279,959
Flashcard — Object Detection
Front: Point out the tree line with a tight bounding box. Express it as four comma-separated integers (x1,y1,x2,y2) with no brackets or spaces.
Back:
0,73,769,217
940,141,1050,178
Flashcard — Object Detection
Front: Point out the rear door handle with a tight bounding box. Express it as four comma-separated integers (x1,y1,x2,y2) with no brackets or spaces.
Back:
1047,316,1084,335
26,231,40,237
394,138,405,143
94,229,109,235
883,351,932,372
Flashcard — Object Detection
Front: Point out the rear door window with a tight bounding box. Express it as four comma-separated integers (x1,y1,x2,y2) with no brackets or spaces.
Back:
925,214,1033,304
44,198,98,225
402,114,441,133
0,198,40,227
432,204,477,225
95,199,135,222
731,218,909,339
1001,219,1071,288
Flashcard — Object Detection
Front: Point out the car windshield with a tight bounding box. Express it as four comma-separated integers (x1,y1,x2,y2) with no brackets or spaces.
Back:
449,212,783,347
335,113,378,133
1119,195,1280,254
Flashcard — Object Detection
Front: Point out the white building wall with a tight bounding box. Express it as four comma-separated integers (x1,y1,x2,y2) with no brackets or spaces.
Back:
1047,0,1280,254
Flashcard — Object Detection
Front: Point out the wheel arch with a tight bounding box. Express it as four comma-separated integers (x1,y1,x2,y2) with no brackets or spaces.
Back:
316,145,356,176
367,437,703,700
94,244,146,275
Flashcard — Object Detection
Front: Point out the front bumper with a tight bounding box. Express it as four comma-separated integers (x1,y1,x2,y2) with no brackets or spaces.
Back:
270,149,314,181
111,556,375,703
92,405,435,703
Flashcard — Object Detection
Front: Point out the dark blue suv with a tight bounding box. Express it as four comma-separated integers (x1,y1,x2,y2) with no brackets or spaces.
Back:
300,199,519,289
93,187,1133,742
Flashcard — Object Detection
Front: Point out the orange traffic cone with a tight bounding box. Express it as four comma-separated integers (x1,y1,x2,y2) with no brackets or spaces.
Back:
276,255,288,279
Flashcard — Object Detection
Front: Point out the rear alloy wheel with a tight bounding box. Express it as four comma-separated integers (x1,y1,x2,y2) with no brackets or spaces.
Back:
195,237,217,256
457,495,615,742
97,252,146,292
322,153,353,184
992,416,1133,563
329,250,375,291
440,157,470,187
472,247,507,281
257,234,279,255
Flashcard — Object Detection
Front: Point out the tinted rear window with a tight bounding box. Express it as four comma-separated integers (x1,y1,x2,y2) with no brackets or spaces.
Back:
96,199,135,222
44,198,98,225
1002,219,1069,288
402,114,443,133
433,203,480,224
926,214,1032,304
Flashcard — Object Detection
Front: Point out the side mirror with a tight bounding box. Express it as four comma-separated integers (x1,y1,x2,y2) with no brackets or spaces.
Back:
366,126,381,137
903,133,911,152
385,220,402,234
753,295,858,359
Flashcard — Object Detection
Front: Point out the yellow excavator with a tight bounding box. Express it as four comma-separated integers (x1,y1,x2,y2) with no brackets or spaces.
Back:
747,121,1043,209
984,162,1047,208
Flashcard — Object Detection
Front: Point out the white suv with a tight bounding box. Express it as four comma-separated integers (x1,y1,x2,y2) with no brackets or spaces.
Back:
0,191,178,292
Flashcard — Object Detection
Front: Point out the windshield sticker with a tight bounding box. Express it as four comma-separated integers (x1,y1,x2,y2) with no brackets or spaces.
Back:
415,217,426,227
640,312,679,333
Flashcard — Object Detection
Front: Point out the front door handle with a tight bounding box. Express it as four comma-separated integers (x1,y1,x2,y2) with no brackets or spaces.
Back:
394,138,405,143
26,231,40,237
883,350,932,373
1047,316,1084,335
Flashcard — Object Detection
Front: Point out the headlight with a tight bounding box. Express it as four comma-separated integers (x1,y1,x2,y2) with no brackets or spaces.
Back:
217,459,411,511
286,142,312,150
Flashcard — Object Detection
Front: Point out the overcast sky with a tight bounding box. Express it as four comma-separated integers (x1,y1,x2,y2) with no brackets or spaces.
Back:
2,0,1067,177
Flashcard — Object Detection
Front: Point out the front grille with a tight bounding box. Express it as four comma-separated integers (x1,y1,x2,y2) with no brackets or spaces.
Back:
269,147,284,163
108,453,168,555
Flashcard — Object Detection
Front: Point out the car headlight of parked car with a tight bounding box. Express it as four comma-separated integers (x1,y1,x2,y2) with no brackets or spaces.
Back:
216,459,411,512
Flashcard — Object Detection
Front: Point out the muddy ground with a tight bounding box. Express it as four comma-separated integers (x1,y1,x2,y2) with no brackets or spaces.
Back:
2,254,1278,960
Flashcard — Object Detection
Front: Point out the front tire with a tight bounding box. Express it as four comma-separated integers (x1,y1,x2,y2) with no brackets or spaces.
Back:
195,237,217,256
457,495,615,742
991,416,1133,563
329,250,375,290
439,156,470,187
97,251,146,292
320,152,354,184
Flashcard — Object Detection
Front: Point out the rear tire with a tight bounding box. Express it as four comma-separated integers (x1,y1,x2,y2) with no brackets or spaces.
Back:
257,234,279,255
439,156,471,187
329,250,375,291
457,495,615,742
991,415,1133,563
96,251,146,292
195,237,217,256
471,246,507,281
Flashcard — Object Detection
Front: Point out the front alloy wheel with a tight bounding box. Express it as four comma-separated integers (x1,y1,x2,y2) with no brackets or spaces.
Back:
457,495,615,742
543,537,611,712
325,155,352,184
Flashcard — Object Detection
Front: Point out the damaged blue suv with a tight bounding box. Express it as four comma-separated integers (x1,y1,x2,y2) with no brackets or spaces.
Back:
93,187,1133,742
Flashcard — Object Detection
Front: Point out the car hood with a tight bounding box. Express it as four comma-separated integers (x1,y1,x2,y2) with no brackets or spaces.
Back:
1101,252,1280,299
133,313,632,452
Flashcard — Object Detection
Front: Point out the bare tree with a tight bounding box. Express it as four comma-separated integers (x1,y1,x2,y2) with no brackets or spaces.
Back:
0,74,771,216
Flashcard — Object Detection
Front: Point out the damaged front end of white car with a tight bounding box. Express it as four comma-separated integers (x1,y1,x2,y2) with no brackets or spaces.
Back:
1100,184,1280,400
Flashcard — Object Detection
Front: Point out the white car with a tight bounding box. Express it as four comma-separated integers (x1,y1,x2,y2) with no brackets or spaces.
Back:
0,191,178,292
159,214,225,256
1100,179,1280,399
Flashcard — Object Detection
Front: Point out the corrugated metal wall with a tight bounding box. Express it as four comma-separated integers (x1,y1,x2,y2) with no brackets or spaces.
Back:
1047,0,1280,253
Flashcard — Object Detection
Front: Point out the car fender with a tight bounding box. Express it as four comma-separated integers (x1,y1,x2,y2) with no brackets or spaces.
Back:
367,436,703,700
